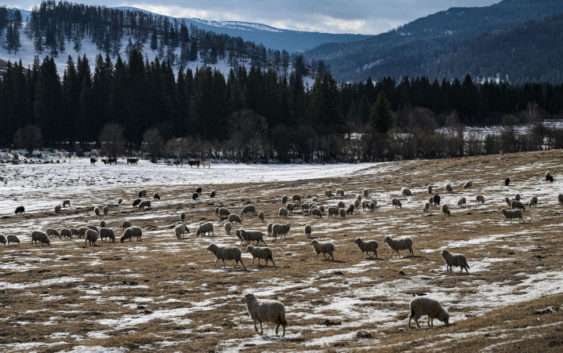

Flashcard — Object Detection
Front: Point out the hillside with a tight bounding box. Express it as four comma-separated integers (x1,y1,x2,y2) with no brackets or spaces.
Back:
306,0,563,82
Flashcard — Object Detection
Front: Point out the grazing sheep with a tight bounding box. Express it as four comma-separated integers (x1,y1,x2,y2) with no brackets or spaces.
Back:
100,221,107,228
311,208,323,218
138,200,151,209
278,207,289,218
354,198,361,209
180,213,186,222
94,207,101,216
362,200,377,212
286,203,296,212
339,208,346,218
423,202,431,213
281,195,289,204
224,222,233,236
236,230,266,246
207,244,246,270
138,190,147,198
441,249,470,273
433,194,441,206
243,294,287,336
85,229,99,247
505,177,511,186
60,229,72,239
122,221,132,229
328,207,339,217
457,197,466,208
545,172,554,183
476,195,485,204
62,200,71,208
175,223,190,239
304,225,312,238
100,228,116,242
120,226,143,242
502,209,524,222
392,199,402,208
247,246,276,267
354,239,378,258
442,204,451,216
78,227,89,238
337,201,346,209
15,206,25,215
229,214,242,224
528,196,538,207
196,222,215,237
103,206,109,216
336,189,344,197
464,181,473,189
132,199,142,207
258,211,265,222
446,184,453,193
311,240,335,261
46,229,60,238
267,223,274,237
153,193,161,200
7,235,19,245
54,204,62,213
241,205,257,217
31,231,50,246
402,188,413,197
507,198,526,211
409,297,449,328
363,190,370,198
515,194,521,201
0,235,6,245
192,193,199,201
210,190,216,198
384,236,413,257
292,195,302,204
272,224,291,240
70,228,80,237
346,204,355,215
216,207,230,220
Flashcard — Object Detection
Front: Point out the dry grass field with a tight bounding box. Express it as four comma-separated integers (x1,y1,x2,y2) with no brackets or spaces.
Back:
1,150,563,353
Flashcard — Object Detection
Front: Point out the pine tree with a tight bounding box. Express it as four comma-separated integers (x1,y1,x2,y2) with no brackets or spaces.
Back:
370,93,393,134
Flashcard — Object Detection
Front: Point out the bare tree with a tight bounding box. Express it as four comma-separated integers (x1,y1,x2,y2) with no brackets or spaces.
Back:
13,125,43,153
99,123,125,157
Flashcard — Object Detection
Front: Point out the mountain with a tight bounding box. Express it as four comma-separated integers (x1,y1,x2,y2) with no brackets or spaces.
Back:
306,0,563,82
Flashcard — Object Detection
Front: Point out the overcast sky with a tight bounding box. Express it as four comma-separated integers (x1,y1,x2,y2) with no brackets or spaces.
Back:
5,0,499,34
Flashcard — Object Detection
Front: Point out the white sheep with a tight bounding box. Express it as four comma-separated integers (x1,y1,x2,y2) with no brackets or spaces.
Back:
243,294,287,336
384,236,413,257
311,240,335,261
175,223,190,239
409,297,449,328
247,246,276,267
207,244,246,270
441,249,470,273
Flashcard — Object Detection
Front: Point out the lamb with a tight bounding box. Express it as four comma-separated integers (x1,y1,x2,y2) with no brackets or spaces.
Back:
502,209,524,222
278,207,289,218
464,181,473,189
100,228,116,242
216,207,231,220
46,229,60,238
229,214,242,224
528,196,538,207
384,236,413,257
392,199,402,208
224,222,233,236
7,235,19,245
175,223,190,239
241,205,257,217
346,204,355,215
31,231,50,246
138,200,151,209
457,197,466,208
247,246,276,267
120,226,143,242
258,211,265,222
85,229,99,247
339,208,346,218
243,294,287,336
196,222,215,237
409,297,449,328
311,208,323,218
304,224,312,238
354,239,378,258
442,204,451,216
54,204,62,213
236,230,267,246
60,229,72,239
311,240,335,261
328,207,339,216
402,188,413,197
476,195,485,204
207,244,246,270
62,200,71,208
441,249,470,273
132,199,142,207
272,224,291,240
14,206,24,214
100,221,106,228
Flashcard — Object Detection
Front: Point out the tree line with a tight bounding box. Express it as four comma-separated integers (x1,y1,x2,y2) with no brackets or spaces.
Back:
1,49,563,162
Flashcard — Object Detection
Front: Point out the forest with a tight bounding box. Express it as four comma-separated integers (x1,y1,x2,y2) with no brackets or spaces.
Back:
1,48,563,162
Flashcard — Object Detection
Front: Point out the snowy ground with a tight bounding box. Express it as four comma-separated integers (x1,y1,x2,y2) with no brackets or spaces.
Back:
1,150,563,353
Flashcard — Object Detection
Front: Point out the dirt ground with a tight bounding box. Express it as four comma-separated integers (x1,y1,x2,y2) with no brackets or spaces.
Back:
1,150,563,353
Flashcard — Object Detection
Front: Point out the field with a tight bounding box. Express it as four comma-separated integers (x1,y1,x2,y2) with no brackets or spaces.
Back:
1,151,563,353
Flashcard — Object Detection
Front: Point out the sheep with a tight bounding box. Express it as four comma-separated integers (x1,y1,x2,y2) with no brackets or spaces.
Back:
216,207,230,220
336,189,344,197
210,190,216,198
286,203,296,212
196,222,215,237
120,226,143,242
62,200,71,208
207,244,246,270
0,235,6,245
236,230,267,246
346,204,355,215
311,208,323,218
545,172,554,183
267,223,274,237
337,201,346,209
175,223,190,239
433,194,441,206
258,211,265,222
229,214,242,224
31,231,50,246
505,177,511,186
78,227,89,239
304,225,312,238
138,200,151,209
441,249,470,273
87,225,99,233
402,188,413,197
153,193,161,200
180,213,186,222
122,221,132,229
464,181,473,189
54,204,62,213
515,194,521,201
46,229,60,238
409,297,449,329
476,195,485,204
60,229,72,239
85,229,99,247
442,204,451,216
457,197,466,208
243,294,287,336
292,195,302,204
392,199,402,208
94,207,101,216
311,240,335,261
224,222,233,236
7,235,19,245
100,221,107,228
247,246,276,267
281,195,288,204
354,198,361,209
192,193,199,201
196,187,203,194
384,236,413,257
278,207,289,218
138,190,147,198
423,202,431,213
362,200,377,212
528,196,538,207
15,206,25,214
339,208,346,218
70,228,80,237
272,224,291,240
100,228,116,242
103,206,109,216
559,194,563,205
428,186,433,194
502,209,524,222
328,207,339,217
241,205,257,217
132,199,142,207
354,239,378,258
506,198,526,211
